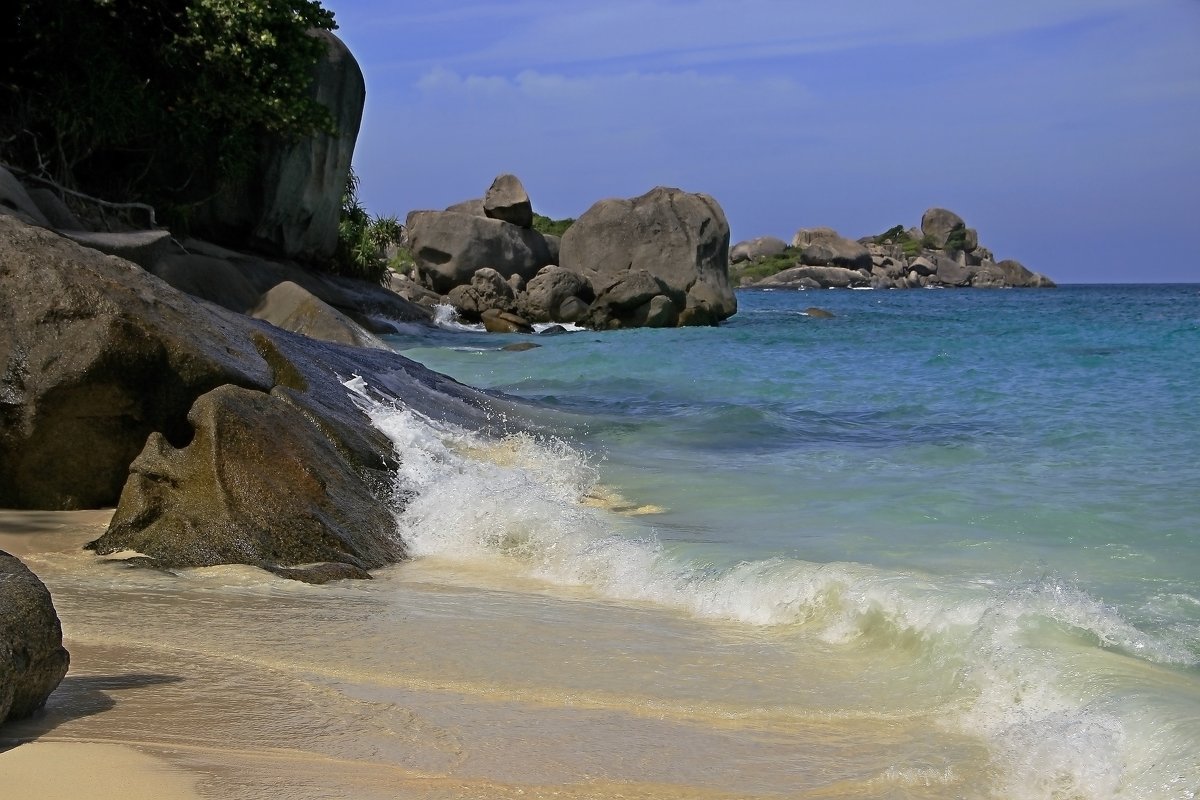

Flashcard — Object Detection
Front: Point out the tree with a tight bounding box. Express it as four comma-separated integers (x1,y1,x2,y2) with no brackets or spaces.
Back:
1,1,337,221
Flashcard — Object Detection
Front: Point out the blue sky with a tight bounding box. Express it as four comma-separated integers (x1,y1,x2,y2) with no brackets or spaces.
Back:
333,1,1200,283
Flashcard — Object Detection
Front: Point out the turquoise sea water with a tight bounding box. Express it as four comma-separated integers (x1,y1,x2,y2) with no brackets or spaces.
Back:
381,285,1200,799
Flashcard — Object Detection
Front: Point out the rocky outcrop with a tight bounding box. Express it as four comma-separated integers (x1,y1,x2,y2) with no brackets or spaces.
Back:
406,210,555,293
88,384,402,575
0,551,70,723
0,216,507,580
0,166,52,228
446,268,519,321
730,235,788,264
190,30,365,262
792,228,872,271
737,209,1054,290
920,207,966,249
520,265,594,323
483,174,533,228
250,281,387,349
559,186,736,327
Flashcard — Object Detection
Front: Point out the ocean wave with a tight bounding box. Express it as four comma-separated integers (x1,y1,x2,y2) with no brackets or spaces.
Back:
353,382,1200,800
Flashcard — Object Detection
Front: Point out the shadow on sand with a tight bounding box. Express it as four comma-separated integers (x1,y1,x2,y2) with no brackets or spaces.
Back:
0,673,184,752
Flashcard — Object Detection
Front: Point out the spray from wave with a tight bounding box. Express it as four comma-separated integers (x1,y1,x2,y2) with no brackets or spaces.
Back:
348,379,1200,800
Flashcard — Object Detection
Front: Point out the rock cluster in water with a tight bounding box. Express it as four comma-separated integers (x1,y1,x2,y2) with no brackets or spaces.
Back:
732,208,1055,289
401,175,738,329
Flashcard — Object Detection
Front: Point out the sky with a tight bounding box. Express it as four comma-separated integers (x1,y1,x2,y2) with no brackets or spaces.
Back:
332,1,1200,284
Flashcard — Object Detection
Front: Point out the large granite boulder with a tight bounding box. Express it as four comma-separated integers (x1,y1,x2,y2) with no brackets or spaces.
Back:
520,265,593,323
60,229,175,270
406,210,555,293
446,267,519,321
0,551,70,724
730,236,788,264
920,208,966,249
87,385,402,576
972,259,1056,288
0,214,503,581
483,174,533,228
250,280,387,348
928,254,974,286
584,269,675,329
190,30,364,262
756,265,871,289
0,166,52,228
559,186,735,327
150,253,263,314
791,228,872,271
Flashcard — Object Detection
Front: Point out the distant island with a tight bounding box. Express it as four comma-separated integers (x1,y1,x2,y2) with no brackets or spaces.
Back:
729,207,1055,290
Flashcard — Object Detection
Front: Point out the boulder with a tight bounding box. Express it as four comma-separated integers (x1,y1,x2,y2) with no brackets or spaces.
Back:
757,265,870,289
585,269,670,329
929,254,974,286
406,210,555,293
806,307,835,318
920,208,966,249
483,174,533,228
250,281,387,349
445,197,486,216
0,216,496,519
730,235,788,264
0,166,52,228
521,265,593,323
386,272,443,308
502,342,541,352
190,30,365,262
151,253,263,313
87,385,403,573
60,229,175,270
972,259,1056,288
559,186,735,327
481,309,534,334
556,296,590,323
0,551,70,724
909,256,937,276
27,188,84,230
446,267,518,320
791,227,872,271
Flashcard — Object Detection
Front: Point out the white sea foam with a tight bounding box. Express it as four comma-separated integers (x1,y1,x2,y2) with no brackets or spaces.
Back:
357,389,1200,800
431,303,484,332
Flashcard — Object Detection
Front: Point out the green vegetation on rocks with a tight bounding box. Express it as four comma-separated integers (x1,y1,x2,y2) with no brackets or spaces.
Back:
532,213,575,237
2,1,339,223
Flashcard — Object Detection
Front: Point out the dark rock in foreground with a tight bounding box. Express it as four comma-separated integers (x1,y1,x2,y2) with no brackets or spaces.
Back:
1,216,510,578
0,551,70,723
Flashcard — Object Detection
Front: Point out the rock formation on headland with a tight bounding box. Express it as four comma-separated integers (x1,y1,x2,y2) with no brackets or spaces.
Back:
731,207,1055,289
404,177,737,329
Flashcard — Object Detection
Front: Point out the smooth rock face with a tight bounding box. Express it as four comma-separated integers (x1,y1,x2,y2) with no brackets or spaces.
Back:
445,198,486,217
920,208,966,249
559,186,736,327
483,174,533,229
88,385,403,572
481,309,534,334
406,210,555,293
0,216,492,521
250,281,386,349
27,188,83,230
973,259,1056,288
791,228,872,271
730,235,788,263
757,265,870,288
446,267,518,320
191,30,365,262
59,229,175,270
521,266,593,323
0,551,70,723
0,166,52,227
151,253,263,314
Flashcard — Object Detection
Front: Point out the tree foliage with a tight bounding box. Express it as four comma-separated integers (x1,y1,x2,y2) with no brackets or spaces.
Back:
1,0,337,217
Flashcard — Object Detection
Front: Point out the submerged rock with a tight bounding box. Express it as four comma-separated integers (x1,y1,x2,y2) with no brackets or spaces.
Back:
0,551,70,723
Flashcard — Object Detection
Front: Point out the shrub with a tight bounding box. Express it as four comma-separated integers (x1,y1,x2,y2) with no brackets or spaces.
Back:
1,1,337,221
532,213,575,236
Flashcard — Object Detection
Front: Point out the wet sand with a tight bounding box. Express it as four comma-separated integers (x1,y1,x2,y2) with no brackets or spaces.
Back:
1,509,986,799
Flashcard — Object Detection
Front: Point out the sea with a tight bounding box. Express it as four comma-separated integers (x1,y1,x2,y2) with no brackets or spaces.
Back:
9,284,1200,799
